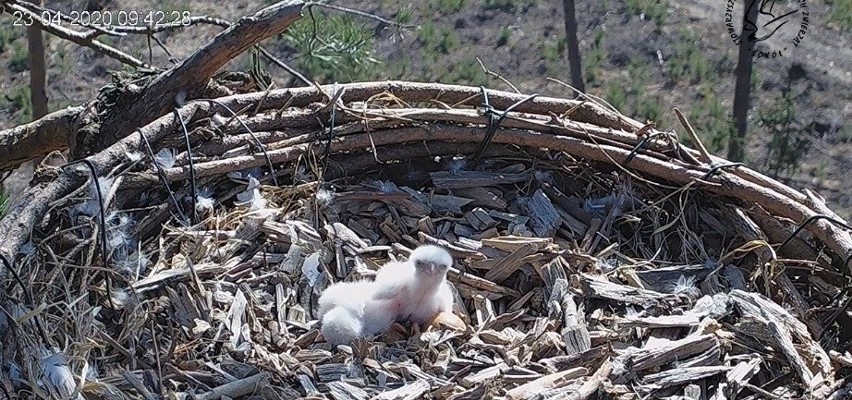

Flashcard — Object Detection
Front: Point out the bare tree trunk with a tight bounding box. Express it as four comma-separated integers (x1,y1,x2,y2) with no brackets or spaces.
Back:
728,0,760,162
27,1,48,120
561,0,585,93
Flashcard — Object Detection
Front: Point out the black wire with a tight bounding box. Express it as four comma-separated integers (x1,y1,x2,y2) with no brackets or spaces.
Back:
623,133,660,167
174,108,198,225
700,162,745,181
204,99,279,186
138,129,189,224
776,215,852,278
471,88,538,168
776,215,852,253
62,159,117,310
322,83,340,180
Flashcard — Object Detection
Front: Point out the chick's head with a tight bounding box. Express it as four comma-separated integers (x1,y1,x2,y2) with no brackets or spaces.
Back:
409,244,453,277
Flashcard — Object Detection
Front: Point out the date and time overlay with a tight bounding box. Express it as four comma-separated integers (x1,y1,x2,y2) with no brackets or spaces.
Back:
10,8,195,28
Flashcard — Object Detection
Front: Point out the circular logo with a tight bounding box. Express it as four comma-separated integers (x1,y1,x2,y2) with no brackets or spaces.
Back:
724,0,810,58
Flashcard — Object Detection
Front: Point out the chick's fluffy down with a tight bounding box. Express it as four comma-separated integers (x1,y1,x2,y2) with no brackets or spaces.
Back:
316,280,374,318
320,307,363,346
317,280,397,341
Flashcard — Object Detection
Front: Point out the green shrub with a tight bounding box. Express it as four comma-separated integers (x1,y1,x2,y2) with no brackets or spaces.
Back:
668,29,714,84
583,30,607,85
626,0,669,28
284,13,382,83
0,188,7,218
758,91,810,178
437,28,459,54
497,26,511,47
395,4,414,25
0,26,17,53
604,85,627,112
4,86,33,124
9,40,29,73
436,0,466,13
483,0,537,12
686,85,733,153
447,58,489,86
827,0,852,31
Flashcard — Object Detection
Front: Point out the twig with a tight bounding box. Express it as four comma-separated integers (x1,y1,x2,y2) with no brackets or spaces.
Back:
471,87,538,167
776,215,852,261
195,372,270,400
475,57,520,93
674,107,712,164
0,254,52,346
204,99,279,186
256,45,312,87
306,1,415,29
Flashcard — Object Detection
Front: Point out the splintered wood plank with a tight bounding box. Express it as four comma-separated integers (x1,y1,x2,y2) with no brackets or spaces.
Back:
349,218,380,243
483,242,537,283
228,288,248,348
617,334,719,372
481,235,553,252
572,273,678,308
465,207,498,230
454,187,508,209
520,189,562,237
729,289,833,393
539,346,611,373
447,267,520,299
326,381,369,400
641,366,731,389
374,379,430,400
429,193,474,215
430,170,529,189
324,222,369,252
505,367,588,400
460,362,508,387
548,279,590,355
710,355,762,400
618,314,701,329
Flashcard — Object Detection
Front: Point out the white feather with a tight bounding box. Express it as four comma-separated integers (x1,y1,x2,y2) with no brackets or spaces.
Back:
126,151,143,162
153,148,177,169
41,351,82,400
195,186,216,212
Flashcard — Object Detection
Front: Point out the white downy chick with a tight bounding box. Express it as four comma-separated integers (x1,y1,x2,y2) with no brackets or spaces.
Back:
316,280,374,319
316,280,398,344
320,306,363,346
373,244,455,325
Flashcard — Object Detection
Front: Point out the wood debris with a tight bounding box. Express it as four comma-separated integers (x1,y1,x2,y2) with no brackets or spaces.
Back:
0,78,849,400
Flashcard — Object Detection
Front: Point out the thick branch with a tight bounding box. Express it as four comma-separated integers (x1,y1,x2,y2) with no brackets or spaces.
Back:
89,0,304,157
0,106,84,171
0,170,85,262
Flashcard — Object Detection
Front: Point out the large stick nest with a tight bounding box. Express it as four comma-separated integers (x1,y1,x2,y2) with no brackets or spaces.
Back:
1,80,851,399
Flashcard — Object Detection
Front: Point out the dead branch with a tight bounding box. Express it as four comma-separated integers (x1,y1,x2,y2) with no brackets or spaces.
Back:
0,106,84,171
78,0,305,157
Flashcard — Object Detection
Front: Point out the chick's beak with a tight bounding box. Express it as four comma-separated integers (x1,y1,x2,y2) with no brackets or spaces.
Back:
428,262,437,274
